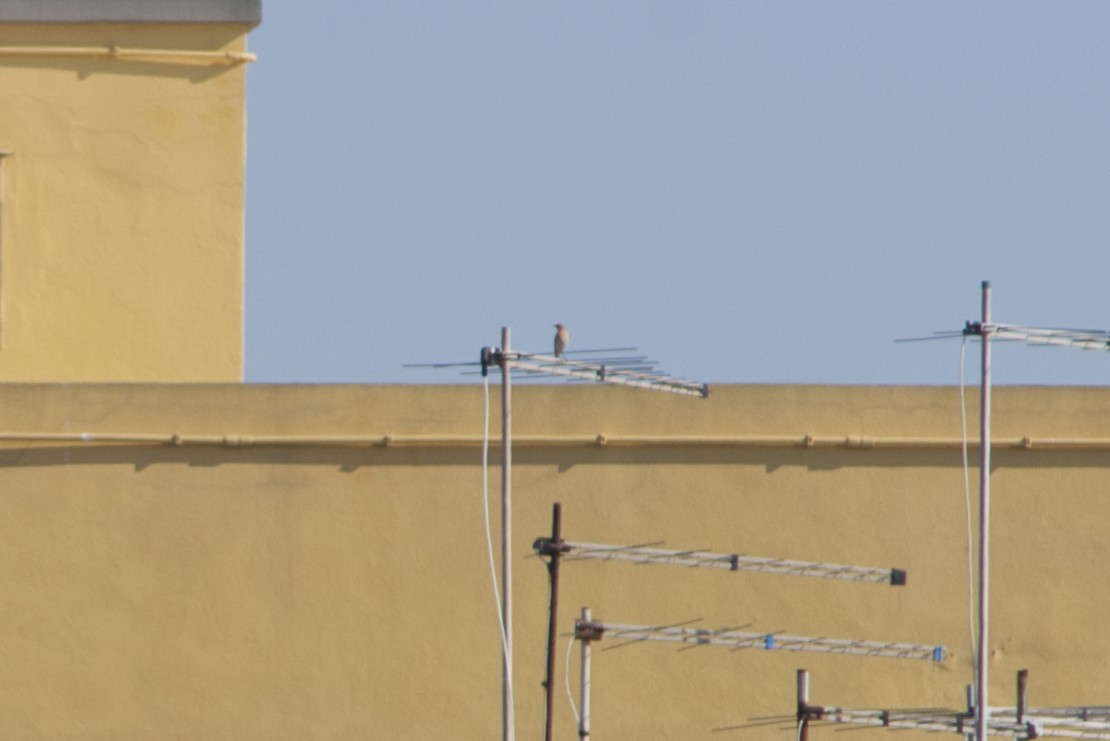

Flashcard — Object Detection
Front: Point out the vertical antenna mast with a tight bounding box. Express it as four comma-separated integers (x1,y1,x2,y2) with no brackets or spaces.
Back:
578,607,595,741
500,327,513,741
536,504,569,741
976,281,992,741
797,669,812,741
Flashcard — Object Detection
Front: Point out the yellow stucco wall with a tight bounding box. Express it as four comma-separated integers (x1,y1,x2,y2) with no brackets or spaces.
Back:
0,382,1107,739
0,22,251,380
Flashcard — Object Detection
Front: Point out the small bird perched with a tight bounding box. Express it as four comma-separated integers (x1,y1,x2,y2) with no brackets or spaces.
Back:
554,323,570,358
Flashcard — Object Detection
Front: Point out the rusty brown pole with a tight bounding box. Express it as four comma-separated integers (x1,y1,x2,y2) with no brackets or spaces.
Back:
538,503,567,741
1017,669,1029,725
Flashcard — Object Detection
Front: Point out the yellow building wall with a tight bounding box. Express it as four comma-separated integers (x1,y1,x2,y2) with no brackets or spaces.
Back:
0,21,252,381
0,382,1107,739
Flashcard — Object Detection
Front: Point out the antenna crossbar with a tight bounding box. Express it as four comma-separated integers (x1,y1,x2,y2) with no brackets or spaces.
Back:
796,667,1110,740
995,708,1110,721
964,322,1110,350
813,708,969,734
504,353,708,397
585,620,944,662
557,540,906,585
810,706,1110,739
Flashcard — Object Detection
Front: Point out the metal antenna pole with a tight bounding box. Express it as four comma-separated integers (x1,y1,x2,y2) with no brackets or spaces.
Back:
500,326,513,741
538,503,569,741
1017,669,1028,727
580,607,593,741
966,684,976,741
797,669,811,741
976,281,992,741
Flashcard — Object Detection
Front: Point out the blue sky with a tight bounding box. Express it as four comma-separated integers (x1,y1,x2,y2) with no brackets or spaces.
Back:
243,2,1110,386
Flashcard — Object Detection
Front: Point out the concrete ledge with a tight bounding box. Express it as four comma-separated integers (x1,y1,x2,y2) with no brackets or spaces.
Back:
0,0,261,24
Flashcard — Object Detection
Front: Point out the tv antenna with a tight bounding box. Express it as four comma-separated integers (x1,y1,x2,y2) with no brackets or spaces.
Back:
904,281,1110,741
549,539,907,585
792,668,1110,740
408,328,708,741
534,503,943,741
577,616,944,661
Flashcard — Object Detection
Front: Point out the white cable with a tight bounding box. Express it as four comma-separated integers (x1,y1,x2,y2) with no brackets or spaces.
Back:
564,634,581,725
483,375,515,740
960,338,978,680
